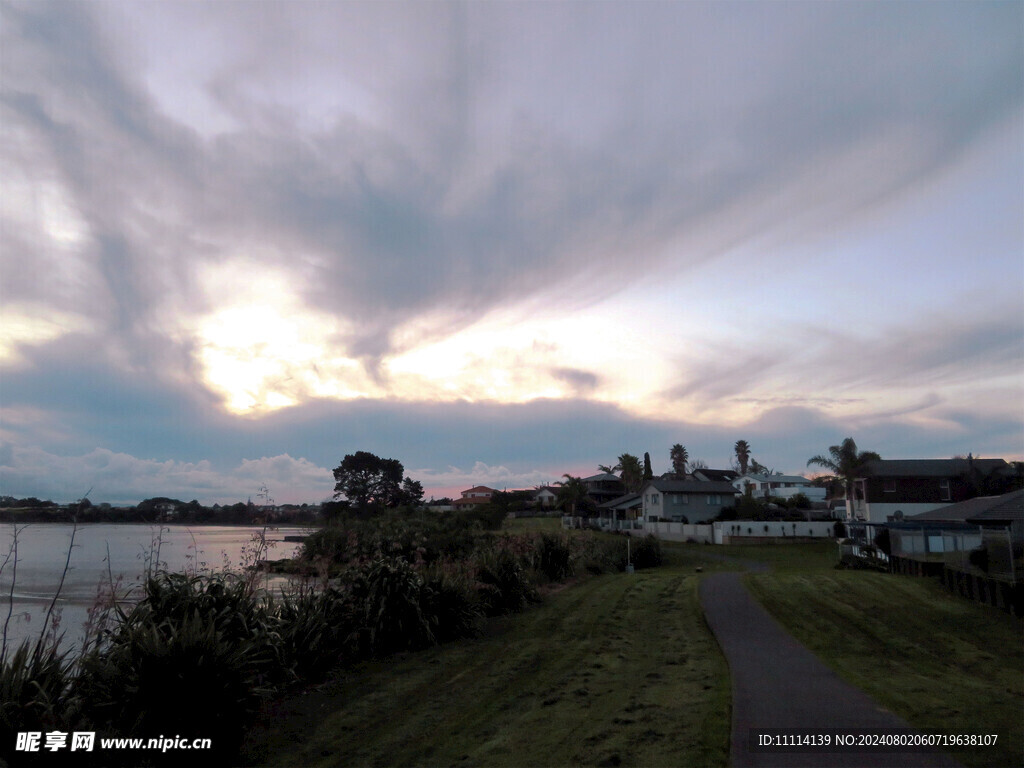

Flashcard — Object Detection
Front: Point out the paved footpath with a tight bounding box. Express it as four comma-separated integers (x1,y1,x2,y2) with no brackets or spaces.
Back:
698,571,964,768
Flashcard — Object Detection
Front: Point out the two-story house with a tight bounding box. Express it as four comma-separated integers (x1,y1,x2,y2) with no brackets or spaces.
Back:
848,458,1015,522
581,473,626,506
639,480,739,524
452,486,499,508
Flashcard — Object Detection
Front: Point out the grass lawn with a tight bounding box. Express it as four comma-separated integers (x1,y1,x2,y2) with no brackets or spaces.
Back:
246,560,729,768
744,553,1024,768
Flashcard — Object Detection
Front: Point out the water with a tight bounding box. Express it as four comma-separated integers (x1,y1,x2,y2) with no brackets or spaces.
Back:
0,523,312,652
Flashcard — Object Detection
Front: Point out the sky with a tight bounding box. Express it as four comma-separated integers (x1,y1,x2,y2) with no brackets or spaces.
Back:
1,0,1022,505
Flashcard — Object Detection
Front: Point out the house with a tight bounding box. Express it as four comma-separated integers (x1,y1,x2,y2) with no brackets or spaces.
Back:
639,480,739,524
452,486,499,508
533,487,558,508
690,468,740,483
895,489,1024,543
581,473,626,506
848,458,1016,523
885,489,1024,582
732,473,825,503
597,493,643,531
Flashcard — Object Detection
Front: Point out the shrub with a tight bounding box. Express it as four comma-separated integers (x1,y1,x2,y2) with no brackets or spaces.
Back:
873,528,892,557
576,535,624,575
629,535,663,570
533,533,575,581
276,585,359,680
76,612,274,755
421,563,484,643
474,549,539,617
349,557,436,655
0,640,77,762
969,546,989,573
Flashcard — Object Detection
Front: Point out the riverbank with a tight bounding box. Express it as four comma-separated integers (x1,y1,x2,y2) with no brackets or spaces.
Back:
246,541,1022,768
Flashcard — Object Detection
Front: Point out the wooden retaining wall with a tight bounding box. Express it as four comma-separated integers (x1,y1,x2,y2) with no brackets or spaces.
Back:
889,555,1022,616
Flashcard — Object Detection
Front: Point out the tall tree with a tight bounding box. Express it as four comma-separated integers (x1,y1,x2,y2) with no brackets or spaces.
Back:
669,444,688,478
806,438,881,512
734,440,751,475
332,451,405,516
399,477,424,508
643,452,653,483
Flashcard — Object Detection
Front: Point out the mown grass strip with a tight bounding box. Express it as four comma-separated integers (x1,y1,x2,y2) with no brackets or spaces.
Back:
248,567,729,768
746,568,1023,768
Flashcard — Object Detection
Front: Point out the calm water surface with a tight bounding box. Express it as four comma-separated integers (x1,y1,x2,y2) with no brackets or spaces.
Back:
0,523,312,650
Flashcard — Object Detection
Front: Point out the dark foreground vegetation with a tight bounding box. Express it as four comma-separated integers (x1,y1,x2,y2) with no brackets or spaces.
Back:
0,511,661,767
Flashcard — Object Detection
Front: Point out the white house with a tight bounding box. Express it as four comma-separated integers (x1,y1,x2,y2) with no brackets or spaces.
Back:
639,480,740,524
533,487,558,508
732,474,825,502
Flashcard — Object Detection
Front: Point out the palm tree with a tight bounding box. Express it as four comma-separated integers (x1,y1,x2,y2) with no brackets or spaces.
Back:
806,437,881,515
617,453,644,492
555,474,588,516
669,444,688,478
734,440,751,475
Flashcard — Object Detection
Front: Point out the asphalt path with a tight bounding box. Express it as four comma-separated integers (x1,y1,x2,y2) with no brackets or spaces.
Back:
699,571,964,768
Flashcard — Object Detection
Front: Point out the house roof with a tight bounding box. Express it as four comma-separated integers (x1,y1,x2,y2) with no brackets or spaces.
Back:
862,458,1009,478
600,493,642,510
966,489,1024,523
582,473,622,483
643,480,738,494
904,490,1024,523
451,496,490,506
692,468,741,481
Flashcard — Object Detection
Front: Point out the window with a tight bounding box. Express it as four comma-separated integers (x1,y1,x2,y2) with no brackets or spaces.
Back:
884,479,896,493
651,494,660,505
939,480,951,501
708,494,721,505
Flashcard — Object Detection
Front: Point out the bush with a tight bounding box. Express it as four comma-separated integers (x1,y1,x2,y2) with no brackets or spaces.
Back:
77,612,274,755
421,563,484,643
0,640,77,762
969,546,989,573
533,533,575,581
474,549,539,617
576,535,625,575
628,535,664,570
349,557,437,655
276,585,359,680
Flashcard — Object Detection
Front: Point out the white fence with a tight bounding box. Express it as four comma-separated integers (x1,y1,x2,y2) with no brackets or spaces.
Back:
563,516,840,545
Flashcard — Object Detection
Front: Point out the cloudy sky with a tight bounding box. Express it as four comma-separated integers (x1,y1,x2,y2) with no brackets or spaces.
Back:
1,0,1022,505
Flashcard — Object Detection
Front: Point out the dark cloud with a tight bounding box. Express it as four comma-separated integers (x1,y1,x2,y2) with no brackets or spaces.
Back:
3,1,1021,369
2,2,1021,502
550,367,600,395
